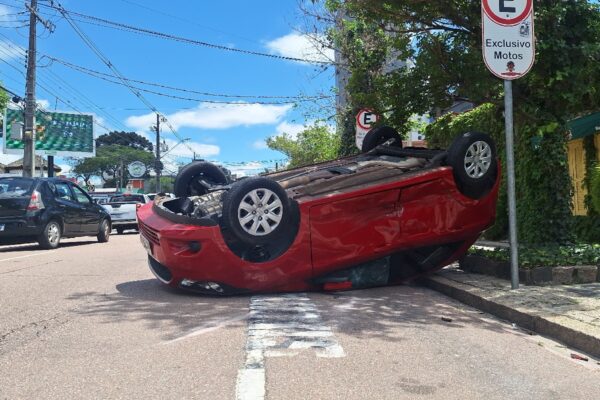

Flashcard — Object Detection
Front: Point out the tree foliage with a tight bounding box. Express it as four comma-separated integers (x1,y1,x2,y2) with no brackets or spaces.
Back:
0,85,8,112
591,165,600,214
72,144,155,185
326,0,600,244
0,85,8,132
96,131,153,152
145,176,175,193
266,124,340,168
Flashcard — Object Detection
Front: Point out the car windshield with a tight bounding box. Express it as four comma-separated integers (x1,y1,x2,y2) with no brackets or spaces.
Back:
0,178,34,198
109,194,146,203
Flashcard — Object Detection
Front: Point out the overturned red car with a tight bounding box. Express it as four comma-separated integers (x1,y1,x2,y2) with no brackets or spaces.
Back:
137,128,500,295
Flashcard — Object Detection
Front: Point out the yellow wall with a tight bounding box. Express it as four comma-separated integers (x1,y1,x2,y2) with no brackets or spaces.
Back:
568,133,600,216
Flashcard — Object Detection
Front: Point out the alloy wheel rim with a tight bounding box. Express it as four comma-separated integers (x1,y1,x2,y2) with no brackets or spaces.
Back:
464,141,492,178
104,222,110,237
48,223,60,244
237,188,283,236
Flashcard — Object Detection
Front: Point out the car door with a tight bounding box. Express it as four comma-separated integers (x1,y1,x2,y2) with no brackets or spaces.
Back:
309,189,401,276
71,184,101,234
53,182,81,235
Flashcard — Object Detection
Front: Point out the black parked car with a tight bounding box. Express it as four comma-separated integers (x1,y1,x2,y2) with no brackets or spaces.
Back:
0,177,111,249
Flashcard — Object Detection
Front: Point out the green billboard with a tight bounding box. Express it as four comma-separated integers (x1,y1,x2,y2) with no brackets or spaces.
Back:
3,108,95,157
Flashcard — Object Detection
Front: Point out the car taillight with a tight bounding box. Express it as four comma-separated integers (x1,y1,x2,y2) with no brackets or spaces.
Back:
136,203,142,209
27,190,45,211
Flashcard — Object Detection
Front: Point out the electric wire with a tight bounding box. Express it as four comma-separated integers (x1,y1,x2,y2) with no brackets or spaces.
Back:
44,55,331,102
42,1,334,65
51,0,198,155
0,35,132,132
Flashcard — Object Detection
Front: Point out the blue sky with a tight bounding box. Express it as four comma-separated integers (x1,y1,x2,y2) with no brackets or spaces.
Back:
0,0,335,176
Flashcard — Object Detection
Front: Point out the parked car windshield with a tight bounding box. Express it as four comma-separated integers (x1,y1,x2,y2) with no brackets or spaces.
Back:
109,194,146,203
0,177,34,198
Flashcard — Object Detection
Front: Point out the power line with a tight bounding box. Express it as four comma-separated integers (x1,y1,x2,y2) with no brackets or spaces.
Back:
0,36,131,132
0,45,144,145
0,82,20,97
42,1,334,65
43,58,314,105
116,0,261,47
44,55,331,101
50,0,195,156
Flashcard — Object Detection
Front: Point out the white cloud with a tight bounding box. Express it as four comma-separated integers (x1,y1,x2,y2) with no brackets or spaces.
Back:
136,131,219,163
37,99,50,109
0,152,20,165
250,121,307,152
252,140,268,150
275,121,306,140
265,32,335,64
58,164,72,174
225,162,265,178
165,138,220,159
126,102,292,132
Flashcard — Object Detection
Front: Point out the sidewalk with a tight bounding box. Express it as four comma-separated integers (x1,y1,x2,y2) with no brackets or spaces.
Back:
422,265,600,359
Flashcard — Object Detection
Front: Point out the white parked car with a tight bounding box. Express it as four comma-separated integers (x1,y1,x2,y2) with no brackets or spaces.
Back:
102,193,150,234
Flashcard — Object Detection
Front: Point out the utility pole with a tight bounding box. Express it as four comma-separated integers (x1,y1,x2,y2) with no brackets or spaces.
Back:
119,159,124,191
22,0,38,178
155,113,161,193
22,0,54,178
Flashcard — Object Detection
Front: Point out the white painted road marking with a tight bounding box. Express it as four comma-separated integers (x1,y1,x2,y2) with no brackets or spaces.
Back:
163,314,249,344
0,252,52,263
236,294,345,400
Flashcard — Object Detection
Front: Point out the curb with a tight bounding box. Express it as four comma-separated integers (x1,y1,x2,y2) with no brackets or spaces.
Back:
421,275,600,359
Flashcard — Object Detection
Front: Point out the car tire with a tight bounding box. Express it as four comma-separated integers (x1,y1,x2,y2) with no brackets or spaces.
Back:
97,219,110,243
222,177,294,245
38,220,62,250
446,132,497,199
116,227,124,235
361,126,403,153
174,161,229,198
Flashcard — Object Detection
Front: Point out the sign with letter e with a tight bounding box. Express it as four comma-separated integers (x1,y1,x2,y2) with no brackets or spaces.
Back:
355,109,379,150
482,0,535,80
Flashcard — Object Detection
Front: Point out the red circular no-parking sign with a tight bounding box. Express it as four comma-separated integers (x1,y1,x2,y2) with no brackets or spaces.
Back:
482,0,532,26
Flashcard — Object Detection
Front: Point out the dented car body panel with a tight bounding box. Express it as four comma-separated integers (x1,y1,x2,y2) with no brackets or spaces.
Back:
137,156,500,294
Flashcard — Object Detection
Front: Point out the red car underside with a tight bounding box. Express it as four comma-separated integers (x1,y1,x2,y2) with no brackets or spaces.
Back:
137,164,500,294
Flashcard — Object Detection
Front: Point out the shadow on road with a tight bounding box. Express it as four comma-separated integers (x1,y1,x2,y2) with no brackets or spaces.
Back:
312,284,508,341
65,278,506,343
66,279,249,341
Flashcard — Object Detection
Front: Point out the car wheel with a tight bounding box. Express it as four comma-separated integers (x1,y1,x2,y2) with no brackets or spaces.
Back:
97,219,110,243
116,227,124,235
361,126,403,153
446,132,497,199
38,220,61,250
222,177,294,245
174,161,229,198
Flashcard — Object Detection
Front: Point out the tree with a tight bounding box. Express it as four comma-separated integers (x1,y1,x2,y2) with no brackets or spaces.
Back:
326,0,600,244
145,176,175,193
0,85,9,132
73,144,155,186
267,124,340,168
96,131,153,152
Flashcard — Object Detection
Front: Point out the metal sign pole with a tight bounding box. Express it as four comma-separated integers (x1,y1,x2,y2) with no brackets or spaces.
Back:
504,80,519,289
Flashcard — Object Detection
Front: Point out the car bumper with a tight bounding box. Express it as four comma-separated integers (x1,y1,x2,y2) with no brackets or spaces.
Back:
111,219,137,226
0,217,43,240
136,203,314,294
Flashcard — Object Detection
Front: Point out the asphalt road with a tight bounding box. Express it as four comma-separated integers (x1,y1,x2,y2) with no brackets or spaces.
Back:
1,233,599,400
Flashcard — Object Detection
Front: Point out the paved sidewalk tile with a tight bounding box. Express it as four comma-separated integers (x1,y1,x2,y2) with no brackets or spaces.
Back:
424,265,600,358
